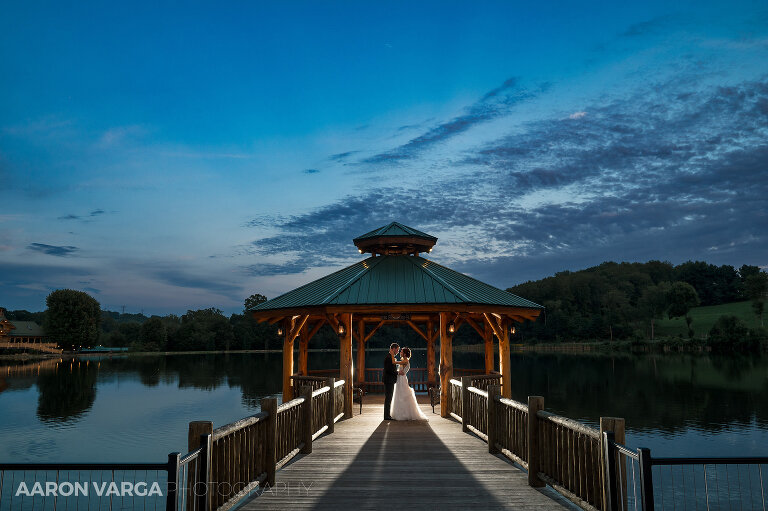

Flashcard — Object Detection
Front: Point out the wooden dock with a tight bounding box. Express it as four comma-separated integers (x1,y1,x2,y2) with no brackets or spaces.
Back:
239,396,575,510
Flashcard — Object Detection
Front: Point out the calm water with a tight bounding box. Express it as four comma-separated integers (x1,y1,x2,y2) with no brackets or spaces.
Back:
1,350,767,463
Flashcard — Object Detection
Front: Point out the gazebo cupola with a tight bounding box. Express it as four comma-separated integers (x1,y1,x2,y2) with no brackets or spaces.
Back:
353,221,437,256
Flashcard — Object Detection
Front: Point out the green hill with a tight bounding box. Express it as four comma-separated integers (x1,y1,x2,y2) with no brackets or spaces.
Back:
655,301,761,338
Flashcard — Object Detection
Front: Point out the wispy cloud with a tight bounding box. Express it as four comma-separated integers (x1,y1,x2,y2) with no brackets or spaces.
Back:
361,77,547,164
27,243,79,257
303,168,320,174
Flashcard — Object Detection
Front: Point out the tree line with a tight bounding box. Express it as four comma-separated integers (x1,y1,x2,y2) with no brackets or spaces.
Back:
5,259,766,352
507,260,767,349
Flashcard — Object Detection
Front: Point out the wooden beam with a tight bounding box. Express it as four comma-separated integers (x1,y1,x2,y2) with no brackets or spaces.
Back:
298,322,309,376
405,320,428,341
499,316,511,398
426,318,436,385
282,317,294,402
356,319,365,385
325,313,340,333
339,313,353,419
267,316,283,325
439,312,453,418
251,304,544,320
288,315,309,342
363,320,385,343
484,321,494,375
483,313,503,340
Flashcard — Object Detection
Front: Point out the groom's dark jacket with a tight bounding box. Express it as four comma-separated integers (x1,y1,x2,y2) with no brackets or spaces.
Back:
383,353,398,385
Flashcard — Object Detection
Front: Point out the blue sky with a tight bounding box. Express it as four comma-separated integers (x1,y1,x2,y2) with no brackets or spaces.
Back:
1,1,767,315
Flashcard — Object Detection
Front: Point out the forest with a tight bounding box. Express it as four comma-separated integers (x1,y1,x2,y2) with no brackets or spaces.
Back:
5,259,767,353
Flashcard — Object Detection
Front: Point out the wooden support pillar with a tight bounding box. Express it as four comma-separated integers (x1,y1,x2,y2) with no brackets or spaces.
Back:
439,312,453,418
499,317,511,398
282,317,294,402
339,313,353,419
600,417,627,511
298,323,309,376
484,321,494,374
427,317,436,386
487,385,501,454
356,319,365,386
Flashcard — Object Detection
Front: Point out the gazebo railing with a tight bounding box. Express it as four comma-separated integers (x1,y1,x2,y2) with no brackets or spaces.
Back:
307,367,489,394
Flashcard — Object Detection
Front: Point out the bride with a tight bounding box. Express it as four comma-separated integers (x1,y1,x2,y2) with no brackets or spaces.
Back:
390,347,429,421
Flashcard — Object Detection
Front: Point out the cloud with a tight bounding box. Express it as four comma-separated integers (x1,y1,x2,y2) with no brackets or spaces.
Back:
27,243,79,257
303,168,320,174
57,209,109,221
569,111,587,119
246,74,768,281
328,151,358,162
361,77,545,164
152,269,243,297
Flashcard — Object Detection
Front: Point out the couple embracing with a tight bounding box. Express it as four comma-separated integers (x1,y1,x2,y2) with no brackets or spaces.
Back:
382,343,429,421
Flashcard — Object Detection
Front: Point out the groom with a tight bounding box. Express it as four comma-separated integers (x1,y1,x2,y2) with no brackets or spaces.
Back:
383,343,399,420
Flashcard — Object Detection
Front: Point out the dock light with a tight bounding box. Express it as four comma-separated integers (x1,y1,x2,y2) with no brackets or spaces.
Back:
277,327,283,336
338,323,346,335
448,322,455,334
358,249,363,254
511,326,517,335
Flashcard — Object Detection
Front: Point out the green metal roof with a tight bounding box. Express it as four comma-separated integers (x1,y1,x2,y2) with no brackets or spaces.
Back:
8,321,46,337
353,222,437,242
250,255,542,312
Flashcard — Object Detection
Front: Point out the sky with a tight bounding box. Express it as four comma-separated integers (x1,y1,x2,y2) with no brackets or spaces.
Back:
1,1,767,315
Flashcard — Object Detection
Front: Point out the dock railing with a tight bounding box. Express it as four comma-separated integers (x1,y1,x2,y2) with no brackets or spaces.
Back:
449,379,619,511
184,378,347,511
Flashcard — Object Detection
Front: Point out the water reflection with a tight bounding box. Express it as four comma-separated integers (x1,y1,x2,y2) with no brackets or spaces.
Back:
0,351,766,461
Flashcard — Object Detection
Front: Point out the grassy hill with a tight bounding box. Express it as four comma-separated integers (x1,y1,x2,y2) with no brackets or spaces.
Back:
655,300,762,338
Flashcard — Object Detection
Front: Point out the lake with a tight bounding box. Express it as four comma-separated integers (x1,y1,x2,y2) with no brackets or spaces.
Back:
1,350,767,463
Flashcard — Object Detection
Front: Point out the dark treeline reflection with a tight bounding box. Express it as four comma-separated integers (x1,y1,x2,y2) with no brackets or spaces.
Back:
503,352,768,434
6,351,768,436
37,362,97,423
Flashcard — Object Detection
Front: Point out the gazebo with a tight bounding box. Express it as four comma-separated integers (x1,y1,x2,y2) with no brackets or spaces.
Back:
249,222,543,418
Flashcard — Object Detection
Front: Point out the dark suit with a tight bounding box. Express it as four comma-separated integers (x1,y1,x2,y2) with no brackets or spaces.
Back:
383,352,398,419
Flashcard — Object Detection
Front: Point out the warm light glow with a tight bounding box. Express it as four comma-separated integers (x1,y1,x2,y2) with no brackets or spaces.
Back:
277,327,283,336
448,322,455,334
338,323,346,335
511,326,516,335
358,249,363,254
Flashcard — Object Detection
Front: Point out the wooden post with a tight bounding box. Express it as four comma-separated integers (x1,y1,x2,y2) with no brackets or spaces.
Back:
187,421,212,511
356,319,365,386
638,447,654,511
600,417,626,510
602,431,618,511
527,396,545,487
339,313,353,419
326,377,335,434
499,317,512,398
461,376,472,431
298,323,309,376
300,386,312,454
487,384,501,454
484,322,494,374
426,317,436,386
439,312,453,418
282,318,294,402
166,452,180,511
262,397,278,486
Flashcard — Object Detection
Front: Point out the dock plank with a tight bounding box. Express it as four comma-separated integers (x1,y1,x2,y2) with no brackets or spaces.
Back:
239,397,575,510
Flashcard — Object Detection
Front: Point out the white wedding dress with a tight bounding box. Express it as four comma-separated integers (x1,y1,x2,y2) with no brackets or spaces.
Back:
390,362,429,421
